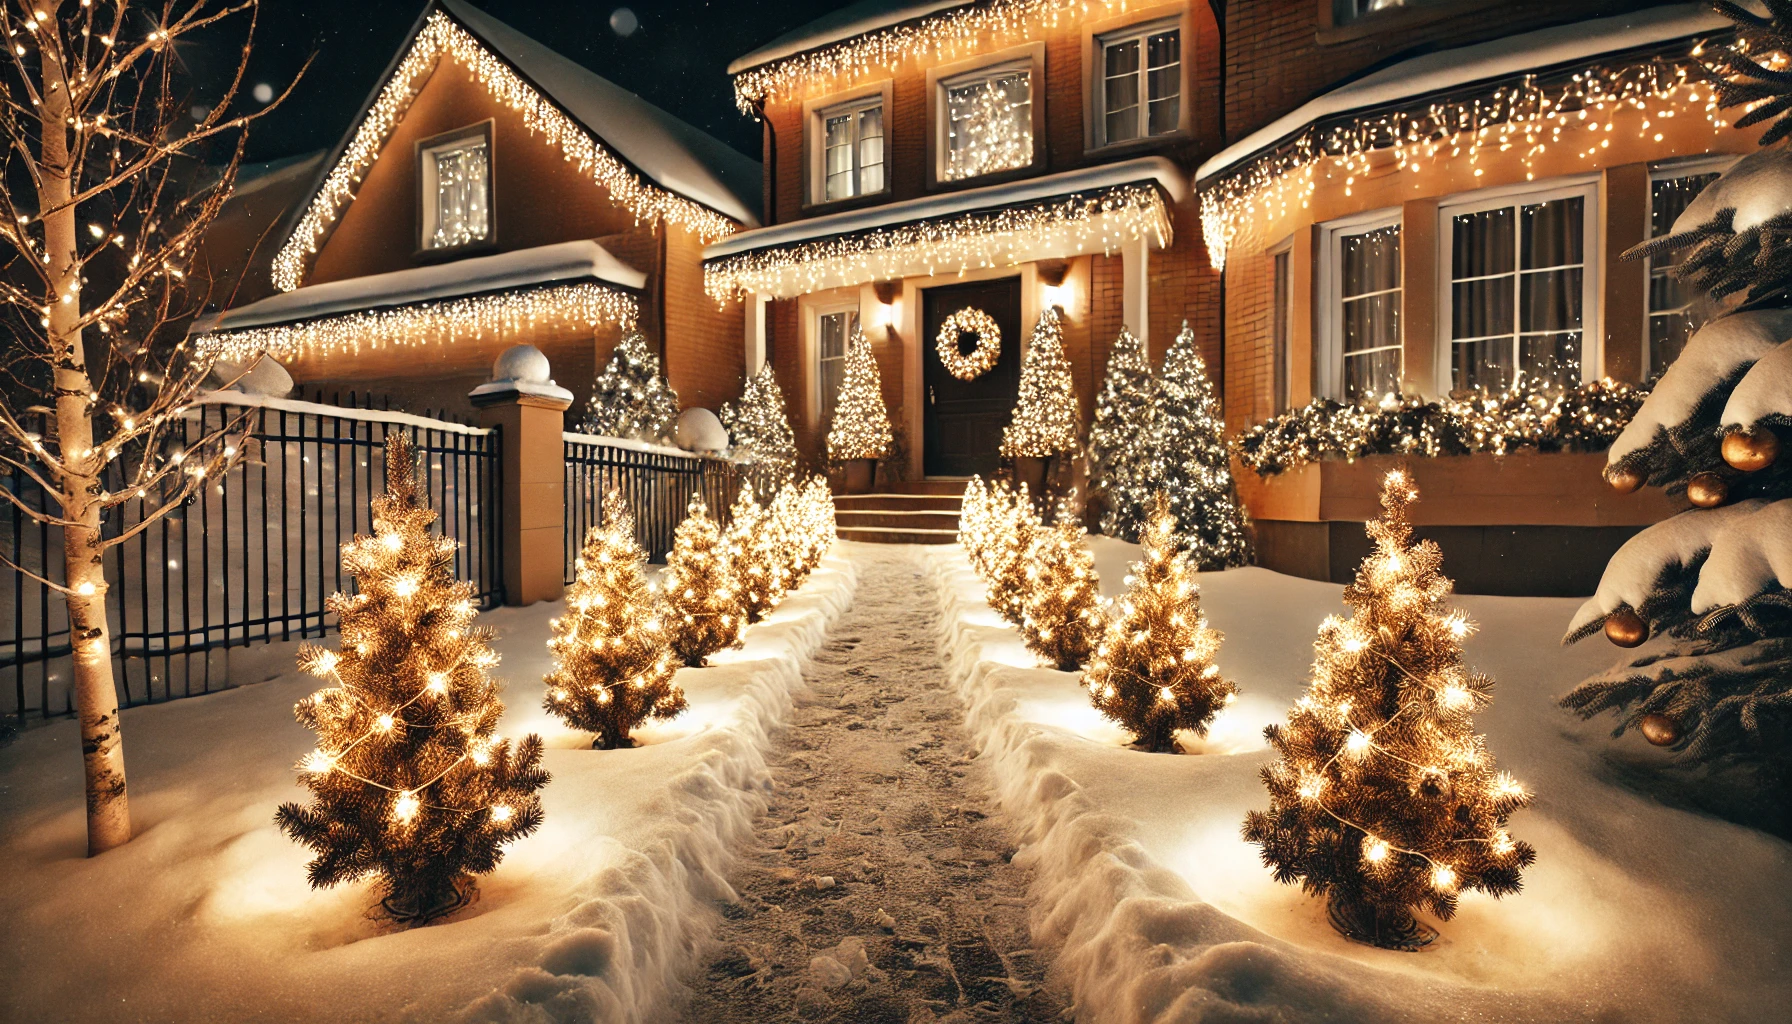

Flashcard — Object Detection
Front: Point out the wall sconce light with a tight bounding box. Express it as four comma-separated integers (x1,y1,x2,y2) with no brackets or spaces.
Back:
1037,259,1072,314
871,280,901,330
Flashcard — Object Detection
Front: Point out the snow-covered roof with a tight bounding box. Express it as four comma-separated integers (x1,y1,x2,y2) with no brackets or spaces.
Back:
194,240,645,334
728,0,972,75
705,156,1186,260
437,0,760,226
1196,3,1730,183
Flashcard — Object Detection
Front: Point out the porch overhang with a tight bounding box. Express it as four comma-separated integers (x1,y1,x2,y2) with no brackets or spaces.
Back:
702,156,1185,302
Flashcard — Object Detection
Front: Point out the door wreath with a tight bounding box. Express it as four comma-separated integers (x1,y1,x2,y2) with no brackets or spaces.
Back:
936,307,1001,381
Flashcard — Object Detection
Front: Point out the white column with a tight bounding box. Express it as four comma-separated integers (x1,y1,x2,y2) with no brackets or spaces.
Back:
1121,234,1150,347
744,292,769,374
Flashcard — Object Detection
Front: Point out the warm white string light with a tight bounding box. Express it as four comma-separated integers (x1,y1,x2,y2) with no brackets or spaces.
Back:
273,11,739,293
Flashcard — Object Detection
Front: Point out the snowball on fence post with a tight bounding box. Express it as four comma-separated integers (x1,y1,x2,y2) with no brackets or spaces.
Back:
470,344,574,607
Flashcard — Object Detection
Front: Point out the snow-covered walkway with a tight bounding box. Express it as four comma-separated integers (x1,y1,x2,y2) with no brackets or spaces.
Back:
681,544,1066,1023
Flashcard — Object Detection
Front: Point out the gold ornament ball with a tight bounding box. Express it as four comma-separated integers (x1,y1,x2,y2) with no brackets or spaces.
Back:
1638,713,1682,747
1604,606,1648,648
1721,429,1781,473
1605,467,1644,494
1686,472,1729,508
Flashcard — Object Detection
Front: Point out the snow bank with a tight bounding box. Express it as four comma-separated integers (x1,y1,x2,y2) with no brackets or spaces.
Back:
0,552,855,1024
926,543,1792,1023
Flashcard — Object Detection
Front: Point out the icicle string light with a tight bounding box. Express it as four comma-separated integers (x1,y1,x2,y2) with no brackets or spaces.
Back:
704,182,1169,302
194,282,638,362
273,11,738,293
1199,36,1756,269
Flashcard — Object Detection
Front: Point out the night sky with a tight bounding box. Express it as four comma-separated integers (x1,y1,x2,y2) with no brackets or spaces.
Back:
217,0,852,165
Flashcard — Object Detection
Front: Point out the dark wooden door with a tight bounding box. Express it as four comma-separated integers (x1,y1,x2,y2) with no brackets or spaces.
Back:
923,277,1023,477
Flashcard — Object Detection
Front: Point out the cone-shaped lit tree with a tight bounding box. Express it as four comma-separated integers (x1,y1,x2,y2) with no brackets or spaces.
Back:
544,492,686,749
664,494,744,668
1020,493,1105,671
985,483,1043,626
827,325,893,461
1085,494,1237,752
276,435,548,925
1001,308,1081,462
725,483,778,623
1089,326,1157,540
1155,321,1253,569
577,331,681,444
723,364,799,485
1244,471,1535,950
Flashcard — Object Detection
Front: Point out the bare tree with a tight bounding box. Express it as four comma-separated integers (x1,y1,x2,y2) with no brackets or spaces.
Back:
0,0,297,854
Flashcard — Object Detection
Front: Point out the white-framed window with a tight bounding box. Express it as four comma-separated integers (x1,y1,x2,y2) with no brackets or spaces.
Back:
1270,237,1294,414
1334,0,1423,25
818,97,886,203
1097,20,1181,147
1319,211,1403,402
815,305,859,425
940,61,1034,182
417,121,493,253
1440,179,1599,393
1647,156,1733,378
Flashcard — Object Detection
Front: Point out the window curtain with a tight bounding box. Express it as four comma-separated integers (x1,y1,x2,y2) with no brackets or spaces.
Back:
429,140,490,250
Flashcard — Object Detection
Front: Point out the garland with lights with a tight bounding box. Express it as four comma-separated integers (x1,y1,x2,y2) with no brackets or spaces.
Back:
1244,471,1535,951
577,330,681,445
1084,494,1238,753
935,307,1002,381
194,281,639,362
1234,379,1649,477
827,325,894,460
663,493,744,668
1198,33,1744,269
274,10,737,293
704,182,1169,301
276,434,548,925
545,491,686,750
1000,307,1080,459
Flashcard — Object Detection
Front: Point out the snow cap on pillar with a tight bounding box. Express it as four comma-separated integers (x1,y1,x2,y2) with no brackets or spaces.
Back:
470,343,573,407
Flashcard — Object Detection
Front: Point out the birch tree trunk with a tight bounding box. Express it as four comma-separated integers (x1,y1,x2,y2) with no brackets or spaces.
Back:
40,42,130,855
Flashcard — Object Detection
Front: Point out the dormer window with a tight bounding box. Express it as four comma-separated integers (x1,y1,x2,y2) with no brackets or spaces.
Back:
940,62,1034,181
417,121,493,254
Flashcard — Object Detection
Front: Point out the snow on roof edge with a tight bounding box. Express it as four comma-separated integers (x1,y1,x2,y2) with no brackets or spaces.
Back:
1196,3,1730,184
196,240,646,334
728,0,972,76
703,156,1185,260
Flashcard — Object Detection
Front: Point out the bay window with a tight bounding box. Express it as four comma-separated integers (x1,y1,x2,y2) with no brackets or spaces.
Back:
1320,213,1403,402
1648,162,1728,377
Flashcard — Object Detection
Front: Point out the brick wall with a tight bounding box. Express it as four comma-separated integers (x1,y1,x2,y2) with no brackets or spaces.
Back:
662,226,746,413
1223,248,1276,433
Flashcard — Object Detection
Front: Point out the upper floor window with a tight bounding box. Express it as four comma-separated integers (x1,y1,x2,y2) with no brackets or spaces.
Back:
1334,0,1418,25
1443,181,1598,393
820,97,885,203
815,306,859,423
941,63,1034,181
417,122,493,253
1098,21,1181,146
1648,161,1728,378
1319,213,1402,402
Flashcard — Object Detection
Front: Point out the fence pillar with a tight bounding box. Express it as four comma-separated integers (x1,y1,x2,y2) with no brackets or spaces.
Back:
470,345,572,607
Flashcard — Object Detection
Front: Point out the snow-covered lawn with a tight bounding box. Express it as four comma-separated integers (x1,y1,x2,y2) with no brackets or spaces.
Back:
0,553,854,1024
929,537,1792,1023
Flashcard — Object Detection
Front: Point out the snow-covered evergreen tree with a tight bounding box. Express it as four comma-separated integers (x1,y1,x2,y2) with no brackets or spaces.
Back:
722,364,799,485
1088,326,1157,540
1562,2,1792,774
1154,322,1252,569
576,331,681,444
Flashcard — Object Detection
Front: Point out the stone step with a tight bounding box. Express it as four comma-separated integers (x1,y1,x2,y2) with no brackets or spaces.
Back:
836,525,959,545
888,478,972,496
834,493,962,512
834,509,961,531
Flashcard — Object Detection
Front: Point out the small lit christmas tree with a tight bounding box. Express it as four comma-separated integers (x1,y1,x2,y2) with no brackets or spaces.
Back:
663,493,744,668
1244,471,1535,950
724,483,777,623
1000,307,1080,460
577,330,681,444
723,364,799,485
544,492,686,749
827,326,893,461
276,434,548,924
1085,494,1237,752
1089,325,1157,540
1020,493,1105,671
1154,321,1253,569
984,483,1043,626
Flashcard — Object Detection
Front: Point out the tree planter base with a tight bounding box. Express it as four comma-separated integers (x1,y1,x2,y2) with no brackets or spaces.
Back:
1327,894,1437,951
380,876,476,926
843,458,875,494
1011,455,1055,497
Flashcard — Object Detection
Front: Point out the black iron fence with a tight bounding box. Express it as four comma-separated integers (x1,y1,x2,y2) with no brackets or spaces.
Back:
563,432,739,576
2,393,502,722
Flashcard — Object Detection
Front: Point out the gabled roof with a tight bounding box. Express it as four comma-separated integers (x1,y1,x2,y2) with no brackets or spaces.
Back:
728,0,971,75
270,0,759,292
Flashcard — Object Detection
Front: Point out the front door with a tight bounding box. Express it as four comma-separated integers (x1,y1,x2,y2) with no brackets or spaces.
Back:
923,277,1022,477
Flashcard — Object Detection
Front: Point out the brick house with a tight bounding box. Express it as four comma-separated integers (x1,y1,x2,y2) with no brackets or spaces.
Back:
708,0,1224,481
1204,0,1755,593
194,0,760,420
